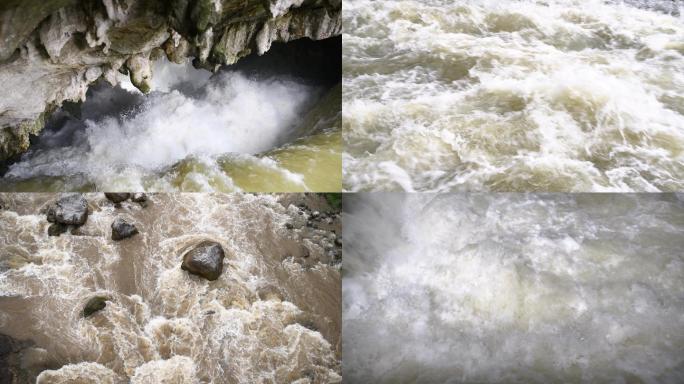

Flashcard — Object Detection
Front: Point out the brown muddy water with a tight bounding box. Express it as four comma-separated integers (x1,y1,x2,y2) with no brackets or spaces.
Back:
0,193,341,383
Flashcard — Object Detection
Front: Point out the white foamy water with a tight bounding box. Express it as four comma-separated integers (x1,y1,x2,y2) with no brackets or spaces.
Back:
5,62,313,181
343,0,684,192
343,193,684,383
0,193,341,383
1,59,342,192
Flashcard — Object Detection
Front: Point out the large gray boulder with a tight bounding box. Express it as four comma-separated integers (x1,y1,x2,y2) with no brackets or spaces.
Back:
46,194,88,226
181,241,225,281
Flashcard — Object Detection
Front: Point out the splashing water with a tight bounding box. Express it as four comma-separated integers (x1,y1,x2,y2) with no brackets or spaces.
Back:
1,58,341,192
343,193,684,383
0,193,341,383
343,0,684,192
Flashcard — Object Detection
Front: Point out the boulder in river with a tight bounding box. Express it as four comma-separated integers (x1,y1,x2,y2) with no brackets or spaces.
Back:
181,241,225,281
83,296,108,317
111,218,139,241
46,194,88,226
47,223,68,237
104,193,130,204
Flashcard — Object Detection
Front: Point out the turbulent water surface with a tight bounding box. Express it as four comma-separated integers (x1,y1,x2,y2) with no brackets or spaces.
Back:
343,193,684,383
0,193,341,383
0,39,341,193
343,0,684,192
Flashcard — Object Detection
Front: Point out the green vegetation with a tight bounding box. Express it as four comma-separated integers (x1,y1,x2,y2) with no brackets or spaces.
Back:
323,193,341,210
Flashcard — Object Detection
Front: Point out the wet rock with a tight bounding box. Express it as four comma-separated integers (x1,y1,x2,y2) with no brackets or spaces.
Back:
285,223,294,230
131,193,147,203
104,193,130,204
46,194,88,226
111,218,139,241
83,296,108,317
181,241,225,281
0,334,13,356
0,334,14,383
47,223,68,237
126,54,152,94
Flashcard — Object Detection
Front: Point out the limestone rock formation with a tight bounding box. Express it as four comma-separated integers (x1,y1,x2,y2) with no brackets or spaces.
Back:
46,194,89,226
181,240,225,280
0,0,341,162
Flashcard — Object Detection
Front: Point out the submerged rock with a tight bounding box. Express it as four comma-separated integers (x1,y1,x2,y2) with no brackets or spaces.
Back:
104,193,130,204
181,241,225,281
46,194,88,226
83,296,108,317
131,193,147,203
47,223,68,237
111,218,139,241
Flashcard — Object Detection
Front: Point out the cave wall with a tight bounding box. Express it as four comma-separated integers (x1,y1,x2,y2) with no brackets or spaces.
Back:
0,0,341,162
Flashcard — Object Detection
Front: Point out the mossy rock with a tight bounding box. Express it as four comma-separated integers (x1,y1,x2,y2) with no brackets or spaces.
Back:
190,0,219,32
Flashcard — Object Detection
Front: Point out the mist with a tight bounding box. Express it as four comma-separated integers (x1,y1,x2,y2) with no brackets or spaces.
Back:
343,193,684,383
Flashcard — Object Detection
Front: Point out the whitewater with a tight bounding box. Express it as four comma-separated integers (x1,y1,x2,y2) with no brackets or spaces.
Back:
343,0,684,192
0,43,342,192
0,193,341,383
343,193,684,383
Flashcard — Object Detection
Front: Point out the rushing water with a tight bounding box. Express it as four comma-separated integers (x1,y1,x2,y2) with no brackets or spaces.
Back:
343,193,684,383
0,38,341,193
343,0,684,192
0,193,341,383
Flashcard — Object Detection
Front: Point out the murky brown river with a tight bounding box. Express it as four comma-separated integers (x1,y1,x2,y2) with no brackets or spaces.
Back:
0,193,341,383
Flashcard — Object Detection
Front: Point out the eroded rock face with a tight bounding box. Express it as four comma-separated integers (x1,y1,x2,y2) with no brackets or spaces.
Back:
46,194,89,226
0,0,341,162
181,241,225,281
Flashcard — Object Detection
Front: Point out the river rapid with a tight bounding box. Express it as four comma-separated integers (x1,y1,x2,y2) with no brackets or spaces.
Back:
0,193,341,383
343,193,684,383
343,0,684,192
1,38,341,193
